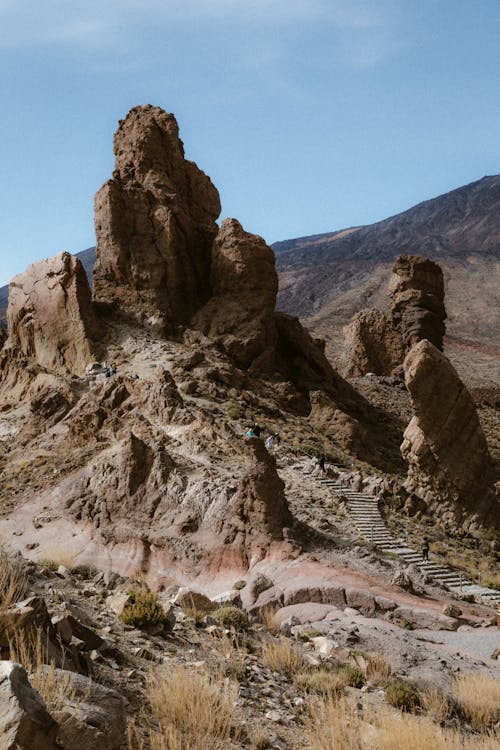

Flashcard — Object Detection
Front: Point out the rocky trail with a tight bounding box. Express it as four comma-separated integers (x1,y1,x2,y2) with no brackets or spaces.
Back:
302,472,500,607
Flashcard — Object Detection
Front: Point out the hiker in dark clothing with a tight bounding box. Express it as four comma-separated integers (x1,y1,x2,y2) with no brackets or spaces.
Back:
421,536,430,561
317,453,326,474
252,423,261,437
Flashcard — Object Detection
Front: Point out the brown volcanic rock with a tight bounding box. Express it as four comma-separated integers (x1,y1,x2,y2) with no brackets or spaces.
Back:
401,340,499,530
343,308,405,377
192,218,278,369
6,252,100,376
389,254,446,350
93,104,221,334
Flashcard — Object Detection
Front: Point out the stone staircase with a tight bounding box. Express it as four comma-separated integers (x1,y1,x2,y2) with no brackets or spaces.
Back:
312,474,499,608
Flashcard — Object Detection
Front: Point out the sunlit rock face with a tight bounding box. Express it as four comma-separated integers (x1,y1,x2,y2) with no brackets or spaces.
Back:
7,252,100,376
402,340,499,531
93,104,221,334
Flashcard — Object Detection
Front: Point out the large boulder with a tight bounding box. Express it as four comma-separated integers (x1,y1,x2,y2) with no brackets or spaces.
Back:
192,218,278,369
343,308,405,377
6,252,100,376
0,661,58,750
389,254,446,350
93,104,221,334
401,340,499,530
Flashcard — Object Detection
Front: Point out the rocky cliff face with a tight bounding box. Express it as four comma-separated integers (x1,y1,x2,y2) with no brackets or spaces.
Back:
6,252,100,377
93,105,221,334
401,340,499,531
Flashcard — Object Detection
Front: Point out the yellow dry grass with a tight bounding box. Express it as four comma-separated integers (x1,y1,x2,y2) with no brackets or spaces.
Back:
8,629,77,710
260,605,280,634
262,639,306,676
453,672,500,731
371,713,499,750
37,546,75,571
419,687,451,723
0,548,27,619
306,697,362,750
146,665,239,749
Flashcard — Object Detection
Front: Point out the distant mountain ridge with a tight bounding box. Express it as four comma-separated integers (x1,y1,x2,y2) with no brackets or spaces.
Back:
274,175,500,386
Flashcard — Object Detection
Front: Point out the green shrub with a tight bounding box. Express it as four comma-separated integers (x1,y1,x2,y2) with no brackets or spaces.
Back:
385,681,421,712
338,666,365,688
213,606,249,631
120,590,167,629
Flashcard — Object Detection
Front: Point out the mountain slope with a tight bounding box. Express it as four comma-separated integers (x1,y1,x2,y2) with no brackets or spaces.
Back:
274,175,500,385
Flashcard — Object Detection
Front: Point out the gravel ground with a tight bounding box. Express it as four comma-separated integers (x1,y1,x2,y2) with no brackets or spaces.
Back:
413,628,500,663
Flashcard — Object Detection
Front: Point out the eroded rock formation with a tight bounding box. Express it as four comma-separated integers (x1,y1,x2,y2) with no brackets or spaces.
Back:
401,340,498,530
343,309,405,377
192,218,278,369
389,254,446,350
342,254,446,377
6,252,100,376
93,104,221,333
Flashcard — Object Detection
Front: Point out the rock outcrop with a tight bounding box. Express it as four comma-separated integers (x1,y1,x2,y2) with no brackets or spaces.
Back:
343,309,405,377
0,662,58,750
401,340,499,530
192,218,278,369
6,252,100,376
389,254,446,350
342,254,446,377
93,104,221,334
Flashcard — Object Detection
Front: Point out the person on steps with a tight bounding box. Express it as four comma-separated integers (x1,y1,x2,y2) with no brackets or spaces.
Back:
421,536,430,561
317,453,326,474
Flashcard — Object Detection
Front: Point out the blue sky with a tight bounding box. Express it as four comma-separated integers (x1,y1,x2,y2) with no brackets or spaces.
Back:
1,1,499,285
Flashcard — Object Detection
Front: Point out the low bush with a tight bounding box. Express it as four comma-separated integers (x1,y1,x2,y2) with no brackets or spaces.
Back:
294,668,344,698
120,590,167,629
385,681,421,712
213,606,249,631
338,666,365,689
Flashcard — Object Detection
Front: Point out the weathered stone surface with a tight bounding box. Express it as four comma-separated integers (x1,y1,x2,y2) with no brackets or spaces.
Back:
216,437,292,549
47,669,126,750
402,340,499,529
192,218,278,369
0,661,58,750
390,606,459,631
343,309,405,377
93,104,220,334
389,254,446,350
6,252,100,376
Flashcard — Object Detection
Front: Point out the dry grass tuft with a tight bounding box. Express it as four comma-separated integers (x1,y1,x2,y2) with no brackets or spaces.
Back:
37,546,75,570
260,605,280,634
0,549,27,619
147,666,239,748
306,697,362,750
420,687,451,723
363,652,392,683
294,668,345,698
453,672,500,731
372,713,499,750
8,629,77,710
262,639,306,677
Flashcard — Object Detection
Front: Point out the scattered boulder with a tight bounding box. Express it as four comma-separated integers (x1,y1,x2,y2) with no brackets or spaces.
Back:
46,669,126,750
402,340,499,530
93,104,221,334
6,252,100,376
0,661,58,750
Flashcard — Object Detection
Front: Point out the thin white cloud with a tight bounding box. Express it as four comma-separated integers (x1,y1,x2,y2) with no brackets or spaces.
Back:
0,0,387,47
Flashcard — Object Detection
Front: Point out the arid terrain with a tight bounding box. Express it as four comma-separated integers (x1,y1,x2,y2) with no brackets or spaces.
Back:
0,105,498,750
